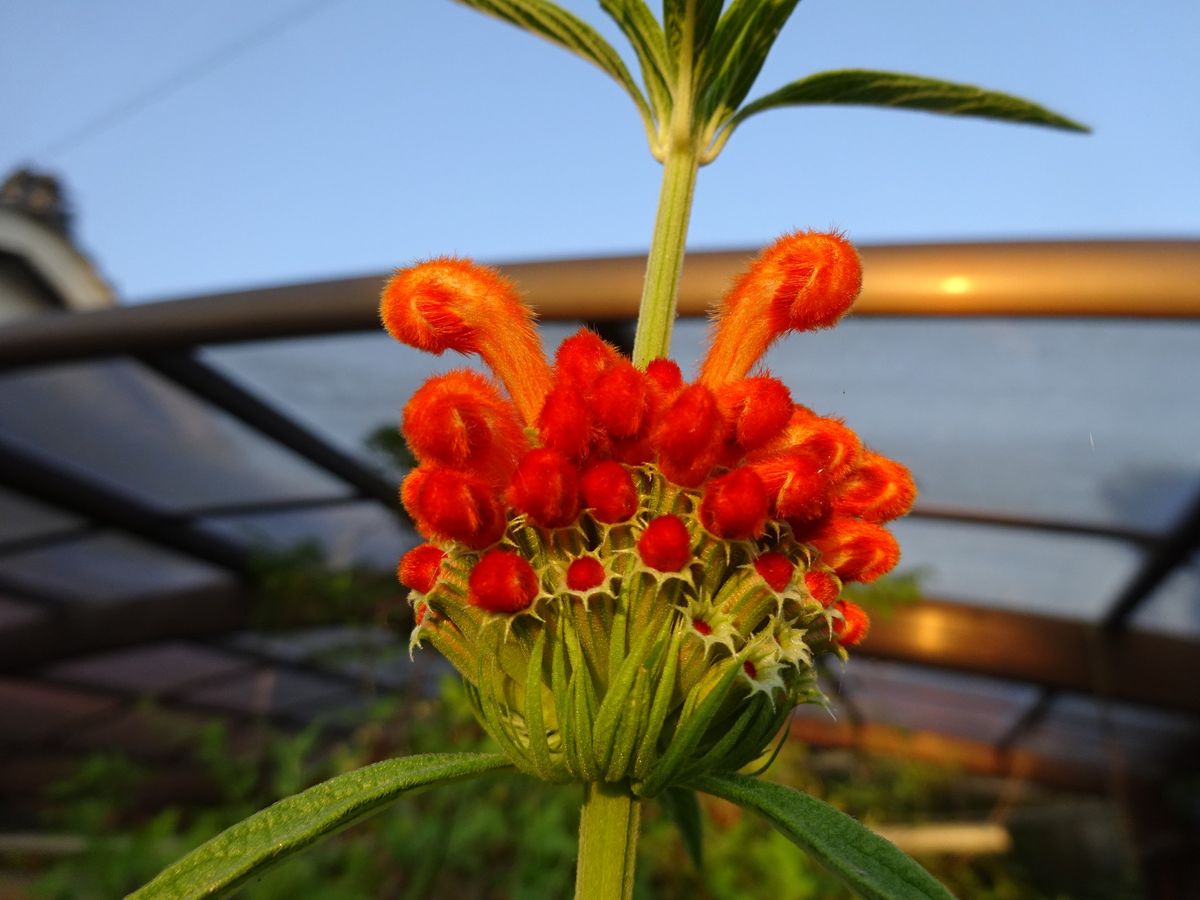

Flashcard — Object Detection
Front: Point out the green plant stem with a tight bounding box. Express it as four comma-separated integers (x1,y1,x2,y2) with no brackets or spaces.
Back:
631,145,700,368
574,781,642,900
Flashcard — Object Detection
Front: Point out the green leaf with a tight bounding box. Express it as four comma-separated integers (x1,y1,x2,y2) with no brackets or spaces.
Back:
454,0,656,137
691,772,955,900
696,0,800,126
659,786,704,869
729,68,1090,134
130,752,512,899
663,0,724,71
600,0,674,122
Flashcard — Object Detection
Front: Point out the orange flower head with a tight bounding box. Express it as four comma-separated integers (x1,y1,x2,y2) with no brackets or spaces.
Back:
638,515,692,572
700,231,862,386
833,600,870,646
404,466,505,549
579,460,639,524
398,543,446,594
834,450,917,523
469,550,539,613
809,518,900,583
402,369,527,486
506,448,581,529
380,258,552,424
699,467,769,540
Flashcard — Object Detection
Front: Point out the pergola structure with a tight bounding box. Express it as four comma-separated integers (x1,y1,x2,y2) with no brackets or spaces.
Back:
1,240,1198,819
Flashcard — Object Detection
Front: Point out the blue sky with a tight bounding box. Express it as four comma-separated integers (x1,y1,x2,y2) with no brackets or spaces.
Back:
2,0,1197,303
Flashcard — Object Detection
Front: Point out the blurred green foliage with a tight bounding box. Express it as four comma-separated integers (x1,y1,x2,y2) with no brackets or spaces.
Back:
20,675,1087,900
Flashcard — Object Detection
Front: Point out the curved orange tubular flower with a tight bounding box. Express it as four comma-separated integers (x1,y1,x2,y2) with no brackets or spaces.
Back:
808,518,901,583
403,466,505,550
833,450,917,522
402,369,528,487
715,376,793,457
699,231,862,387
381,258,552,424
833,600,870,646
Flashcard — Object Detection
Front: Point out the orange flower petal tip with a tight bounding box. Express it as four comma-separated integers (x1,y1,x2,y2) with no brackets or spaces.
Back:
579,460,638,524
468,550,540,613
700,230,862,386
803,569,841,607
403,466,505,549
753,551,795,593
833,600,870,646
566,557,606,592
834,451,917,523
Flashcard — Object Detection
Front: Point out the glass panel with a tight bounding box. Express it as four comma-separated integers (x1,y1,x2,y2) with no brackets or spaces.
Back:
200,500,411,570
0,487,83,546
835,658,1039,745
202,324,586,478
0,532,234,604
1020,693,1200,772
1131,552,1200,638
887,518,1141,619
0,677,118,743
671,319,1200,534
181,667,350,716
0,359,349,512
43,641,249,695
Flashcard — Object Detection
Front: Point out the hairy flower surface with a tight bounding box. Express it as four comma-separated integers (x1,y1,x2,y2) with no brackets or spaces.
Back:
382,232,915,792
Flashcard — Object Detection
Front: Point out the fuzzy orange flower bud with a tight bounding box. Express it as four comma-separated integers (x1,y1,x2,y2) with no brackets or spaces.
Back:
833,450,917,523
833,600,870,646
715,376,794,455
753,551,795,593
554,329,620,390
402,370,527,486
638,515,692,572
398,543,446,594
380,259,552,425
403,466,505,549
700,231,862,386
745,451,830,521
809,518,900,583
469,549,539,614
803,568,841,606
653,384,726,487
566,557,606,592
699,467,769,540
507,448,581,529
764,406,862,486
589,359,650,441
579,460,639,523
538,384,594,461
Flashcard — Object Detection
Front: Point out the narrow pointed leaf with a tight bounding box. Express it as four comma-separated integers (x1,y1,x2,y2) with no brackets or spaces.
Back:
730,68,1089,133
660,785,705,869
455,0,655,131
131,752,512,899
663,0,724,71
696,0,800,125
691,772,955,900
600,0,674,120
